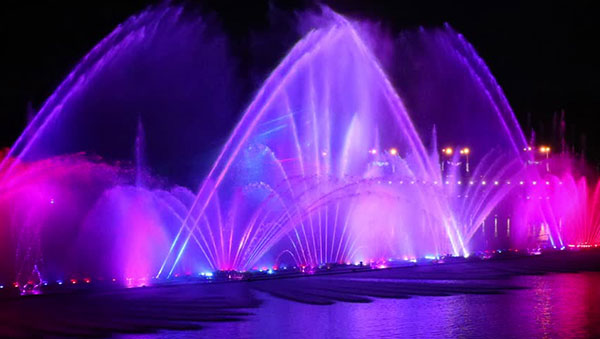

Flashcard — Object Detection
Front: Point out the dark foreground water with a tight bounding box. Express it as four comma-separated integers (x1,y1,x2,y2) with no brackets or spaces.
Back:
119,272,600,339
3,253,600,338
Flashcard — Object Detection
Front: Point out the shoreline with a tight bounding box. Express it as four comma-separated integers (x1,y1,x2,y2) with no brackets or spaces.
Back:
1,249,599,337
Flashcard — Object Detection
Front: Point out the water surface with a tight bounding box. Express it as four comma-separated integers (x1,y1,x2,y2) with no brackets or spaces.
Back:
121,272,600,339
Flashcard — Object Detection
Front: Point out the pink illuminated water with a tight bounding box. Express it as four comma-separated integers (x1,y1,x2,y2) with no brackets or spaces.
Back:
0,5,598,286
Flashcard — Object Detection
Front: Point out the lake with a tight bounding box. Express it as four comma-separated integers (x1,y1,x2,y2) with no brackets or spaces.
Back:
119,272,600,338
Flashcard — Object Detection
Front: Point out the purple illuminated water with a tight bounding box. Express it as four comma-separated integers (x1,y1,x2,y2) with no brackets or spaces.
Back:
0,5,598,287
165,273,600,338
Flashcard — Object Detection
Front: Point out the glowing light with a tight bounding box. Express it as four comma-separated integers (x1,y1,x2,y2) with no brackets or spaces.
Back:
459,147,470,155
369,148,377,155
442,147,453,155
539,146,551,153
494,181,499,185
424,255,437,260
49,198,55,204
389,148,398,156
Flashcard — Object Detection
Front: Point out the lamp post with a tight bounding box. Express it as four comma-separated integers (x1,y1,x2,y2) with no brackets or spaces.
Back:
389,148,398,173
442,147,454,173
441,147,453,172
460,147,470,173
540,146,550,172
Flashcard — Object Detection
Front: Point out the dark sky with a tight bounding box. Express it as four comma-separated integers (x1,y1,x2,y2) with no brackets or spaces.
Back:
1,1,598,162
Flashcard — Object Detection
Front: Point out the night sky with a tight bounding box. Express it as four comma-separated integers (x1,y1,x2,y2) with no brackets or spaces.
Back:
1,1,598,162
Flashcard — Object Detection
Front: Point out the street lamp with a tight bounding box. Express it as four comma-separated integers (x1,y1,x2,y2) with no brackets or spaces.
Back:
539,146,551,154
442,147,453,156
460,147,470,172
539,146,551,172
441,147,453,171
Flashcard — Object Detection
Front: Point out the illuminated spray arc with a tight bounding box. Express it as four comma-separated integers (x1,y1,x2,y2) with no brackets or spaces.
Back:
158,15,480,276
0,5,228,284
1,6,599,286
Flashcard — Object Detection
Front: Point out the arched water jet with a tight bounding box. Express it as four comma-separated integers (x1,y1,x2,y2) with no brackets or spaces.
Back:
162,14,472,276
2,5,598,285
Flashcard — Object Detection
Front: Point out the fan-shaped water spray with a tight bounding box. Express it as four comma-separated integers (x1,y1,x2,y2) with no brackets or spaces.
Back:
1,5,598,287
159,14,473,276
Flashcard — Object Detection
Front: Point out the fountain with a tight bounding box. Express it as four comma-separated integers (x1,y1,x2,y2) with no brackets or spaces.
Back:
1,5,598,289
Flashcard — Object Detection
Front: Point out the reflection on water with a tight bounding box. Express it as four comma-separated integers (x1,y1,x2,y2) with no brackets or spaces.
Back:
121,272,600,339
